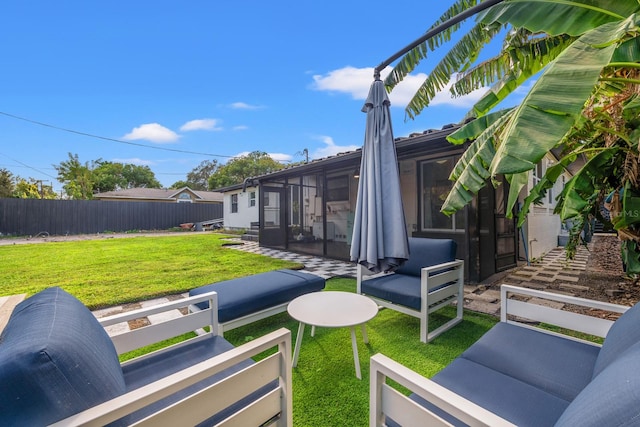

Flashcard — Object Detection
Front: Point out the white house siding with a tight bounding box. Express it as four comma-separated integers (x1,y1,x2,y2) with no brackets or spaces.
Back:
523,155,570,260
223,187,259,230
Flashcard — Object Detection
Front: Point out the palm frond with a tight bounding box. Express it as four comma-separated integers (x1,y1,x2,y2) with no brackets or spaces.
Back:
384,0,483,90
454,33,574,117
477,0,639,36
403,22,503,120
441,109,515,215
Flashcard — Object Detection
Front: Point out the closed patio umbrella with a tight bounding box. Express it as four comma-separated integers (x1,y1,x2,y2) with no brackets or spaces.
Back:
350,77,409,273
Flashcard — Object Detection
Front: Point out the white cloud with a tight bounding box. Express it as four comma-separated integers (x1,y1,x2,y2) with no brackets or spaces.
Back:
310,135,360,160
123,123,180,143
311,66,487,109
111,157,154,166
269,153,292,162
230,102,263,110
180,118,222,132
233,125,249,131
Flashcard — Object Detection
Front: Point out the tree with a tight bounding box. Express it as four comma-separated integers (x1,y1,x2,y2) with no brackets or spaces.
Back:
169,180,190,189
0,168,14,198
54,154,162,198
13,178,57,199
208,151,284,189
385,0,640,271
186,160,219,190
54,153,96,199
93,161,161,192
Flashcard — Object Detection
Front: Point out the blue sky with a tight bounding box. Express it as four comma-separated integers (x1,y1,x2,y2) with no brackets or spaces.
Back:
0,1,523,193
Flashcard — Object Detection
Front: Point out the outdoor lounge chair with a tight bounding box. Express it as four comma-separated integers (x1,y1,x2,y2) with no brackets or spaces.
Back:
357,237,464,343
0,287,292,426
369,285,639,426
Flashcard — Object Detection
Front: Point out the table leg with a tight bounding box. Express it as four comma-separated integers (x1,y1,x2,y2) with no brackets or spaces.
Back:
293,322,305,367
311,325,316,337
361,323,369,344
350,326,362,379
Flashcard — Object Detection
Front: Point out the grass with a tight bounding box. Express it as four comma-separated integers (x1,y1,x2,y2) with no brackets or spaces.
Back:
224,277,497,427
0,234,499,426
0,233,300,309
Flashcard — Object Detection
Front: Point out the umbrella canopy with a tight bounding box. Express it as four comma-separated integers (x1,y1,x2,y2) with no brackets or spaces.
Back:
350,78,409,273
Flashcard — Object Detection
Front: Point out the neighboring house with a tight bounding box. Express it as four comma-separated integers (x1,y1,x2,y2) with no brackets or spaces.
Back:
93,187,223,204
214,183,260,230
217,124,575,283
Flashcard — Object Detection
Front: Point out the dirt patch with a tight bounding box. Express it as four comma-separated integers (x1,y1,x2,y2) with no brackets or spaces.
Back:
575,234,639,306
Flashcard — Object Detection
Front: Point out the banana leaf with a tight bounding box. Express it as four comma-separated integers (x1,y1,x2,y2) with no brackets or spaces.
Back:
478,0,639,37
555,147,619,220
489,17,635,216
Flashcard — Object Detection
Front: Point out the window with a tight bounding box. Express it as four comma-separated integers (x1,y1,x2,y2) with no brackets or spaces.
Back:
231,194,238,213
326,175,349,201
421,157,458,231
249,191,256,207
533,160,555,206
176,193,192,203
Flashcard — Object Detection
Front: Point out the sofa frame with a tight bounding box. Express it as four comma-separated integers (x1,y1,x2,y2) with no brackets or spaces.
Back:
369,284,629,426
50,291,293,427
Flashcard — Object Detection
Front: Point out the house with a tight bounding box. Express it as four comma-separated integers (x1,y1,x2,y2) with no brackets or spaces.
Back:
218,125,575,283
93,187,223,204
214,182,260,231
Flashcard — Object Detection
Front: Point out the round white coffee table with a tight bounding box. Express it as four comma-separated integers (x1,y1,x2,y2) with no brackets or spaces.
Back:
287,291,379,379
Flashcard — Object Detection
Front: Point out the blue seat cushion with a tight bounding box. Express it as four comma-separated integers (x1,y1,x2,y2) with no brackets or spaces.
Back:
394,238,457,277
116,335,276,426
0,287,126,426
593,300,640,378
361,273,421,310
189,269,325,322
556,341,640,426
431,358,570,426
460,322,599,401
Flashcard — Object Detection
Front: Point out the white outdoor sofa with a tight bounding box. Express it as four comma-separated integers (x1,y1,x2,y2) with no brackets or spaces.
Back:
357,237,464,343
0,287,292,426
370,284,640,426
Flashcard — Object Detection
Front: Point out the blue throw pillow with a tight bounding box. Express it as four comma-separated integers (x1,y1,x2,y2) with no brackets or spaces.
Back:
0,287,126,426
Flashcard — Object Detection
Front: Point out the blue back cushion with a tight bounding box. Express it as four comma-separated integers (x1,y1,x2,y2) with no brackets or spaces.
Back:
0,287,126,426
593,301,640,378
395,238,457,277
556,341,640,426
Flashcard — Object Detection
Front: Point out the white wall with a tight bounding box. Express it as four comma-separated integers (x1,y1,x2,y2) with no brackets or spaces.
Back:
223,187,259,230
523,155,569,259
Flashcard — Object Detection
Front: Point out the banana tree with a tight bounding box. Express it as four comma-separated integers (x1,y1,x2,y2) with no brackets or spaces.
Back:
386,0,640,272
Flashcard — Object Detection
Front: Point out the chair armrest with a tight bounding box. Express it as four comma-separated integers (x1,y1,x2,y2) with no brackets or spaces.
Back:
421,259,464,294
51,328,293,427
420,259,464,275
98,291,220,355
370,353,515,427
500,285,629,340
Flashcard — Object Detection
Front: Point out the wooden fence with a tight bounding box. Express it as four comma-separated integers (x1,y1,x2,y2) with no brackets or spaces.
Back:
0,199,223,236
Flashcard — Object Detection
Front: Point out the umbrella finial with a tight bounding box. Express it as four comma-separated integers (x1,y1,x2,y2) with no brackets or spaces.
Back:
373,67,381,81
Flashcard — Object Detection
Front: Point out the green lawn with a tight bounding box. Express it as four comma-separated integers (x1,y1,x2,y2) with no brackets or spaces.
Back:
0,233,299,309
0,233,498,426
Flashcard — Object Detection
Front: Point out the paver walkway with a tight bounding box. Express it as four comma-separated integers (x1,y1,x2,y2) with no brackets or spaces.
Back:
229,240,591,316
